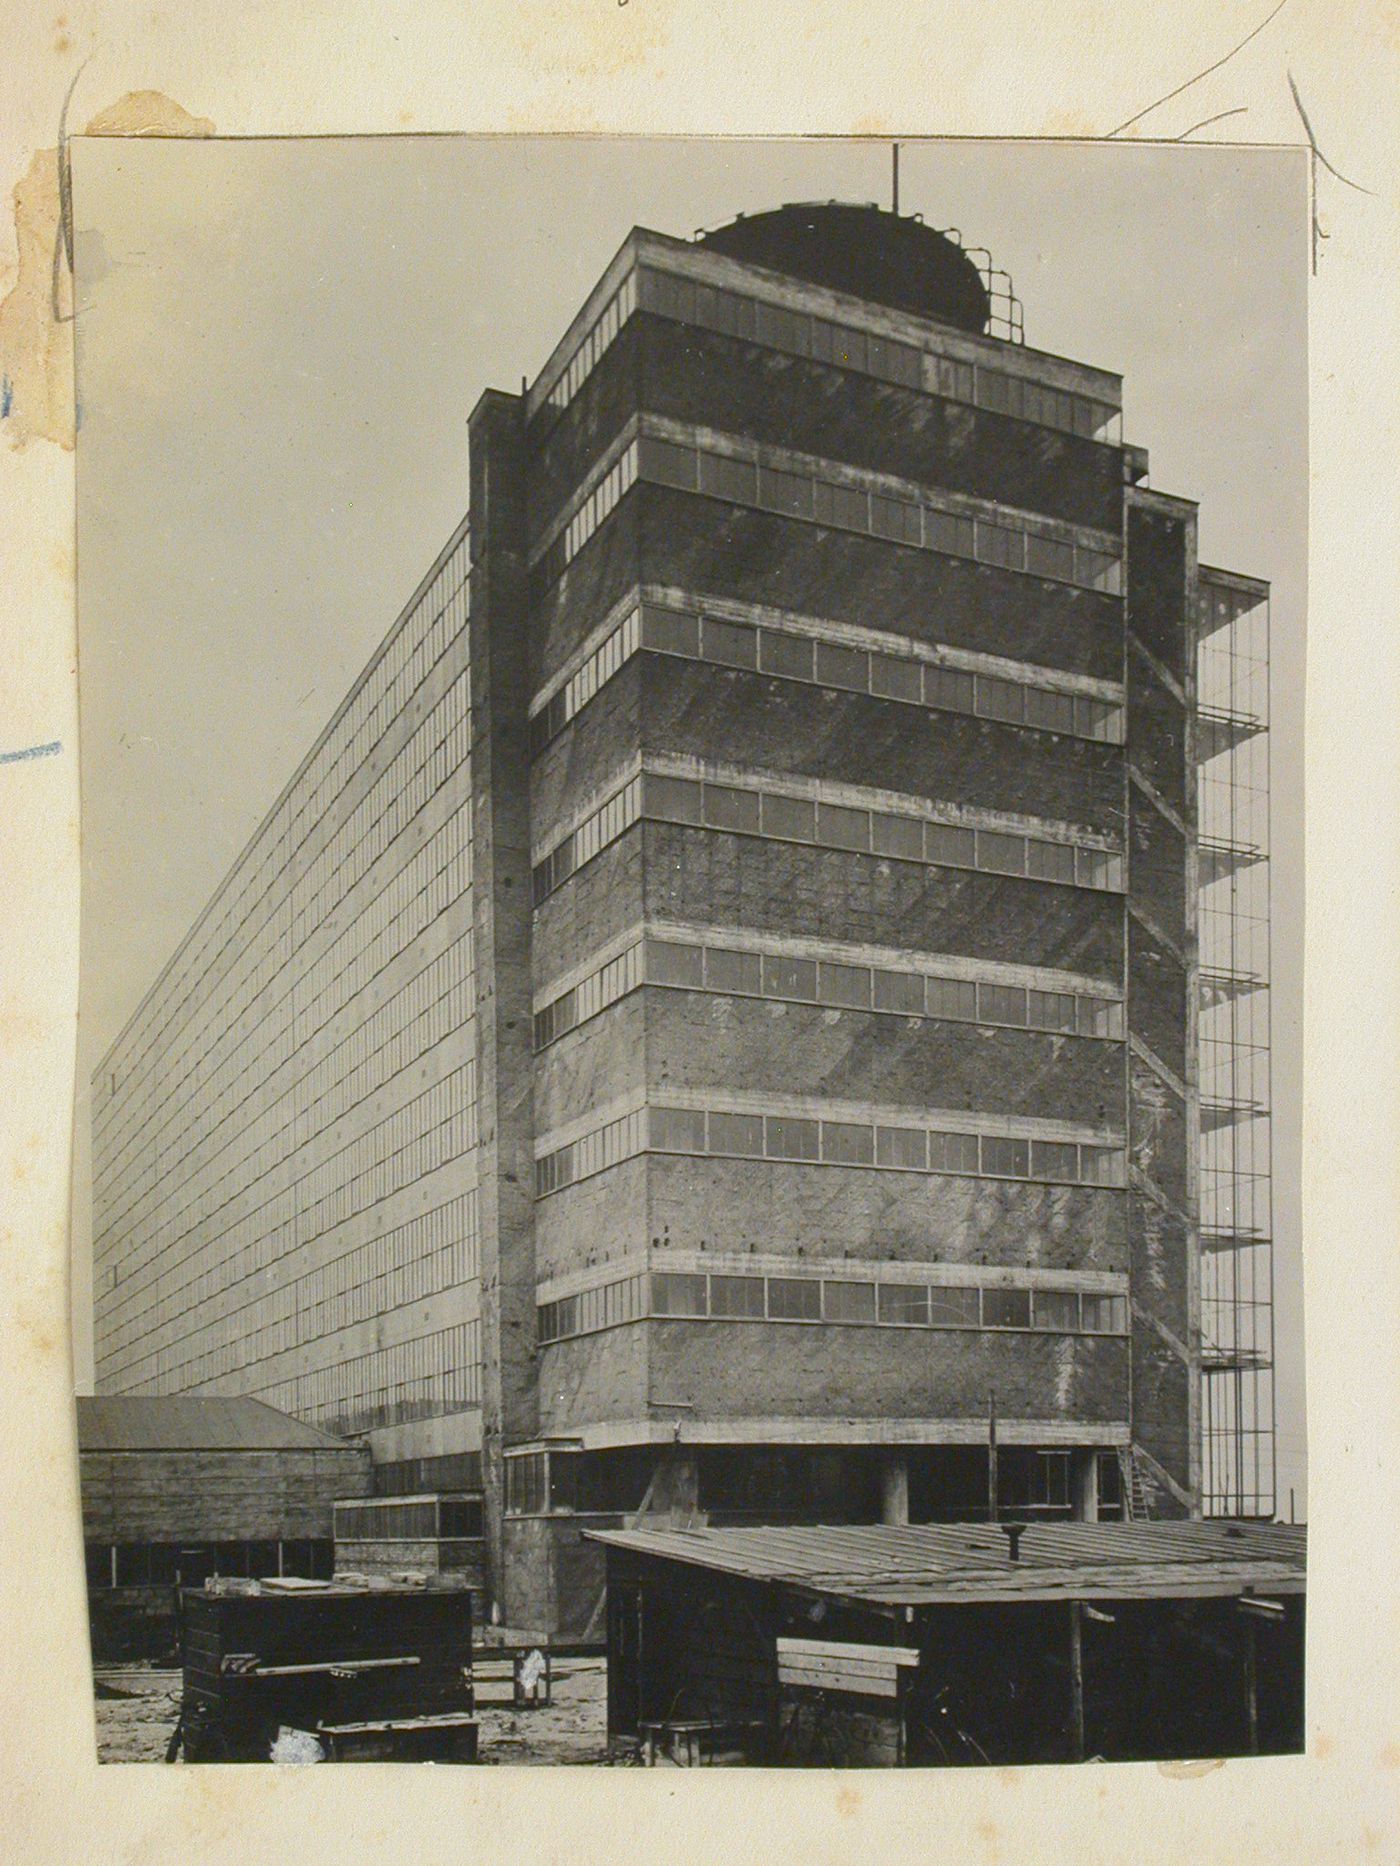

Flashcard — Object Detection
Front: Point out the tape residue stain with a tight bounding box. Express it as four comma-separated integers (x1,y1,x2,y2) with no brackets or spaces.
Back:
1157,1757,1226,1779
0,89,213,452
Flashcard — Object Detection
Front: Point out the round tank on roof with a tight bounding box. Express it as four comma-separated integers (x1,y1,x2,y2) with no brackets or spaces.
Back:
698,202,990,334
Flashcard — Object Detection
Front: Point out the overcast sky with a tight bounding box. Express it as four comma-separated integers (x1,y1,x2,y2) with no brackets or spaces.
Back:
69,135,1308,1510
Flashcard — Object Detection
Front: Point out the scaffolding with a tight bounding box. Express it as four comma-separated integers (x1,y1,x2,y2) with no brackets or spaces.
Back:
1196,569,1274,1519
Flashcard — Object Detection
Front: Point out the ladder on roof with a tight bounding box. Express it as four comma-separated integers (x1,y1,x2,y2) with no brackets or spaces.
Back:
1118,1447,1152,1522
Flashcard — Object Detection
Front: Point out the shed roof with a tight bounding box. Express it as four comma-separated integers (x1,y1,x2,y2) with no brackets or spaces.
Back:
76,1395,357,1453
586,1520,1306,1609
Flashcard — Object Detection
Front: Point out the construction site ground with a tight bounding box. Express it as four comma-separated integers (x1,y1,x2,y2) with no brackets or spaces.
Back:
92,1656,612,1766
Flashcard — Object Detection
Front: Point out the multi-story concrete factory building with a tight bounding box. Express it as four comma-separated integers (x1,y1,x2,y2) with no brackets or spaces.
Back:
92,202,1274,1632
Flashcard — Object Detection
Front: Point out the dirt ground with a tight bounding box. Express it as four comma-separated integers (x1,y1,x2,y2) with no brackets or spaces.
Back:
93,1658,613,1767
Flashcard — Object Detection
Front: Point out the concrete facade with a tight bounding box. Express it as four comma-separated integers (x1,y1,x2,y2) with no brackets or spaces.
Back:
91,206,1268,1630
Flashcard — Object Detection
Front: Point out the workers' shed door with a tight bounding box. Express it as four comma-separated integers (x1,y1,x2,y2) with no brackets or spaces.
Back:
607,1579,644,1739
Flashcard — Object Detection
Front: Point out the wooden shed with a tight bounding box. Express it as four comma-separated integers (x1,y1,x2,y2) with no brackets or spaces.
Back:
77,1395,371,1659
589,1520,1306,1767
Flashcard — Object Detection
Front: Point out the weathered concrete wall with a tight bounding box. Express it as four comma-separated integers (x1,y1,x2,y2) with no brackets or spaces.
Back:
534,992,648,1137
1124,494,1199,1513
647,1154,1127,1271
79,1447,370,1543
637,314,1126,531
644,821,1123,979
499,1514,609,1636
645,1320,1128,1426
638,658,1124,834
534,1155,650,1285
531,491,642,687
646,988,1124,1130
640,485,1122,681
533,827,644,988
536,1320,650,1433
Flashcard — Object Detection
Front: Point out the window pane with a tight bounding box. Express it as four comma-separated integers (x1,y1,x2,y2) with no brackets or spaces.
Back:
817,802,870,851
926,823,976,867
763,953,818,1000
977,676,1025,724
1075,697,1120,742
824,1280,876,1321
1081,1293,1127,1333
814,481,869,530
923,508,976,556
979,983,1028,1026
1032,1139,1080,1181
768,1277,822,1320
651,1271,708,1316
711,1274,766,1318
983,1287,1032,1328
698,451,758,503
1025,535,1076,582
979,523,1024,570
867,335,921,386
646,939,705,987
761,793,817,842
705,948,762,995
872,812,924,860
650,1106,706,1152
639,436,697,489
870,652,923,701
876,1125,927,1170
755,302,810,355
815,641,869,691
1027,840,1077,884
639,268,695,323
879,1284,929,1325
1077,849,1124,891
873,969,925,1014
821,1121,874,1165
760,631,816,680
1079,1146,1124,1187
929,1130,980,1172
981,1135,1030,1177
1034,1289,1079,1331
870,494,921,543
760,465,814,518
928,1285,980,1326
707,1110,765,1156
819,961,871,1009
978,830,1026,876
1024,686,1076,733
1027,989,1077,1033
765,1115,820,1160
641,606,701,656
925,665,976,713
644,773,703,823
927,977,977,1021
701,617,759,669
1078,997,1120,1038
703,784,763,833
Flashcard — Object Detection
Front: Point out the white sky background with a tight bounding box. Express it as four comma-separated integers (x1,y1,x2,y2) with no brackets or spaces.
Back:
69,135,1308,1509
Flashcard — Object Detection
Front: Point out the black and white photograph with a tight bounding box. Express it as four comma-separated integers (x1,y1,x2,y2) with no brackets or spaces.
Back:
67,133,1308,1770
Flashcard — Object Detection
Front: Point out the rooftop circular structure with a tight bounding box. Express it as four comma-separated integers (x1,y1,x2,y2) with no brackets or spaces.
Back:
697,202,991,335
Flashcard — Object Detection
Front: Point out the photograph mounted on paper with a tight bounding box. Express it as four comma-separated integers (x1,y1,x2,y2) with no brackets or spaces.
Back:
69,135,1306,1768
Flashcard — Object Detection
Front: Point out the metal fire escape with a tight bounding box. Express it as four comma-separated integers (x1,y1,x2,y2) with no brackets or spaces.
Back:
1196,570,1275,1519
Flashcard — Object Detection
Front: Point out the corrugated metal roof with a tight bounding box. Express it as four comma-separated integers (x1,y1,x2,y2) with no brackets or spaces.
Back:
586,1520,1306,1608
76,1395,358,1452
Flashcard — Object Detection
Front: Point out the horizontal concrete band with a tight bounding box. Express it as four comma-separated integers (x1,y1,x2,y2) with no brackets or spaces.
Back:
533,918,1124,1012
537,1249,1129,1305
519,1417,1132,1452
527,230,1122,425
530,580,1126,718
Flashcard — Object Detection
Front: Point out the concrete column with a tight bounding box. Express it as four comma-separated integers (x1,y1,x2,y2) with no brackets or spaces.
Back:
880,1453,910,1526
1072,1449,1100,1522
468,388,539,1620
